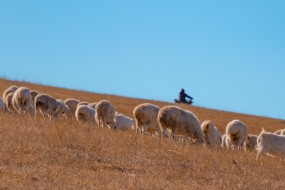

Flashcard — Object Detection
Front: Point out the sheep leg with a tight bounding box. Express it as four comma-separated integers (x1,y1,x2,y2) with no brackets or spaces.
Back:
225,138,231,149
135,123,142,135
171,129,177,141
256,148,267,160
102,117,107,128
135,121,141,135
237,138,244,150
12,101,20,114
143,125,148,134
96,115,101,128
98,120,101,128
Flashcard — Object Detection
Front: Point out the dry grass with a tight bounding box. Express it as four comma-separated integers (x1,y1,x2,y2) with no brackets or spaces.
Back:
0,78,285,189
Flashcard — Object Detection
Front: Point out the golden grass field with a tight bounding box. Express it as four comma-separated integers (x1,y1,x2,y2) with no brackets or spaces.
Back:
0,78,285,189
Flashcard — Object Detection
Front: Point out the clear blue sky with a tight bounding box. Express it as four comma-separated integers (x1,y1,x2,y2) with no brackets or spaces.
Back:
1,1,285,119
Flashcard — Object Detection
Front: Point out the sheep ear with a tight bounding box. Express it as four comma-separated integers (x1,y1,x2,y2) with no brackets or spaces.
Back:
262,128,266,133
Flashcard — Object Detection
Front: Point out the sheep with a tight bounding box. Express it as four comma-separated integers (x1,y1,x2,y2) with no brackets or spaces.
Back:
12,87,34,114
64,98,80,116
221,134,228,148
54,99,72,119
133,103,161,135
201,120,222,147
95,100,116,129
244,134,258,151
3,85,18,104
30,90,39,102
34,93,59,119
274,129,285,135
115,113,135,131
225,119,248,149
157,105,204,143
5,92,16,112
75,105,96,126
256,128,285,159
87,102,97,110
0,97,5,112
78,101,89,107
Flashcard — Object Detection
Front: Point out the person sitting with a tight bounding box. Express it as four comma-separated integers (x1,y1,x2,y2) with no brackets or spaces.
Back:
177,88,193,104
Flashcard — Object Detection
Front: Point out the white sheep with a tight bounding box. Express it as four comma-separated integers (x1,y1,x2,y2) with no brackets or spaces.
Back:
115,113,135,131
256,128,285,159
133,103,161,135
30,90,39,102
157,105,204,143
78,101,89,107
3,85,18,104
87,102,97,110
244,134,258,151
201,120,222,147
12,87,34,114
5,92,16,112
221,134,228,148
34,93,59,119
95,100,116,129
54,99,72,119
64,98,80,116
225,119,248,149
274,129,285,135
0,97,5,112
75,105,96,126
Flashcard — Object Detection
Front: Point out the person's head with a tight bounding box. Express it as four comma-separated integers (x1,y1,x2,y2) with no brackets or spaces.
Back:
181,88,185,92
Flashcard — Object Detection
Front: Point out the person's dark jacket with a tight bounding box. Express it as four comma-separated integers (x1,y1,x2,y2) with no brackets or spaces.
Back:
179,91,192,103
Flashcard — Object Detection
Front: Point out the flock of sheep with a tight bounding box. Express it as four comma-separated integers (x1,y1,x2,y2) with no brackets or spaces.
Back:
0,85,285,160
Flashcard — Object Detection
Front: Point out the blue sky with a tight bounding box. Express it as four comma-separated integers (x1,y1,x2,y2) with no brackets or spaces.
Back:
1,1,285,119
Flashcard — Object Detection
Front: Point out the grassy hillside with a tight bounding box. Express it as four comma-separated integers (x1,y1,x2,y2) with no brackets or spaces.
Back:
0,78,285,189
